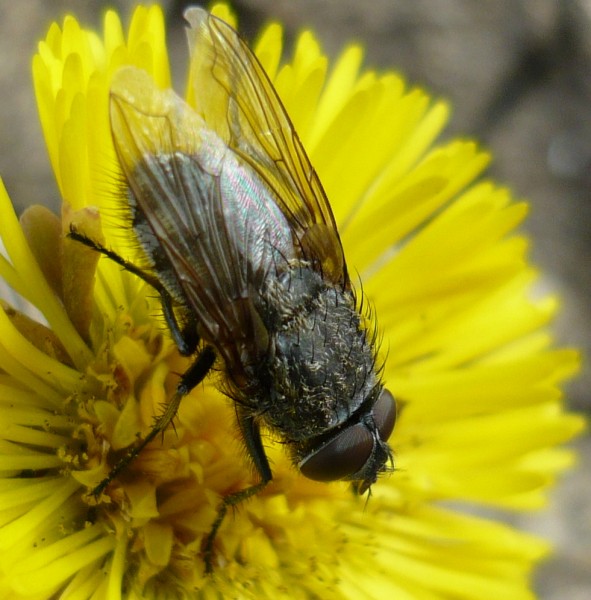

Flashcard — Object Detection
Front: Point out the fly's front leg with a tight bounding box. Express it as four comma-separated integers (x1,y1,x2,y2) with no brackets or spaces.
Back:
203,408,272,573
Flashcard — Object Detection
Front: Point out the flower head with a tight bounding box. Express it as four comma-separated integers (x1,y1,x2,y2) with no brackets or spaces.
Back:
0,3,584,599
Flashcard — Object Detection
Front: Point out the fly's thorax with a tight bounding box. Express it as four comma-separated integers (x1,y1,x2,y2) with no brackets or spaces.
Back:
255,264,379,442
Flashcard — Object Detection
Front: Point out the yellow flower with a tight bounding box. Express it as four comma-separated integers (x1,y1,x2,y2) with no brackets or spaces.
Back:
0,3,584,599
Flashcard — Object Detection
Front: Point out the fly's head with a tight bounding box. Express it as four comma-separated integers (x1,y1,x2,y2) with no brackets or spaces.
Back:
294,386,396,493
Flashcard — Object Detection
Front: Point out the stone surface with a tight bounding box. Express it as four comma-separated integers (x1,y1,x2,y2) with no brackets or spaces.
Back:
0,1,588,597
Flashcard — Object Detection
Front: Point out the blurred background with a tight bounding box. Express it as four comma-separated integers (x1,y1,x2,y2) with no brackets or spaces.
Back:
0,0,588,597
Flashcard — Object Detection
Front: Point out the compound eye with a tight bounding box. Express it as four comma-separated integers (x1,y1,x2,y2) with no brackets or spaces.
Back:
374,388,396,442
299,424,373,482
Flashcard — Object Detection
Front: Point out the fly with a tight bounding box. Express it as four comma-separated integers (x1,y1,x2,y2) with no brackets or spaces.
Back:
70,6,396,572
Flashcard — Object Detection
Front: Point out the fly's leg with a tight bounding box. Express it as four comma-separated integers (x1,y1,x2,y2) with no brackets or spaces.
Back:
68,226,210,493
203,410,272,573
68,225,199,355
70,226,271,572
93,346,216,496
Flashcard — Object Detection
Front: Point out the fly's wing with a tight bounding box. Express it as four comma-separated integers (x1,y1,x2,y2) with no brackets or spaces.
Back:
184,8,349,288
110,67,277,374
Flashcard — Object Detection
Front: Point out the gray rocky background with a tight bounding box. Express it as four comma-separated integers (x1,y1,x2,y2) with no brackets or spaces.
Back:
0,0,589,597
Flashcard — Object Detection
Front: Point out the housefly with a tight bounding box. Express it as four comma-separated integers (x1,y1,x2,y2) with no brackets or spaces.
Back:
71,7,396,570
